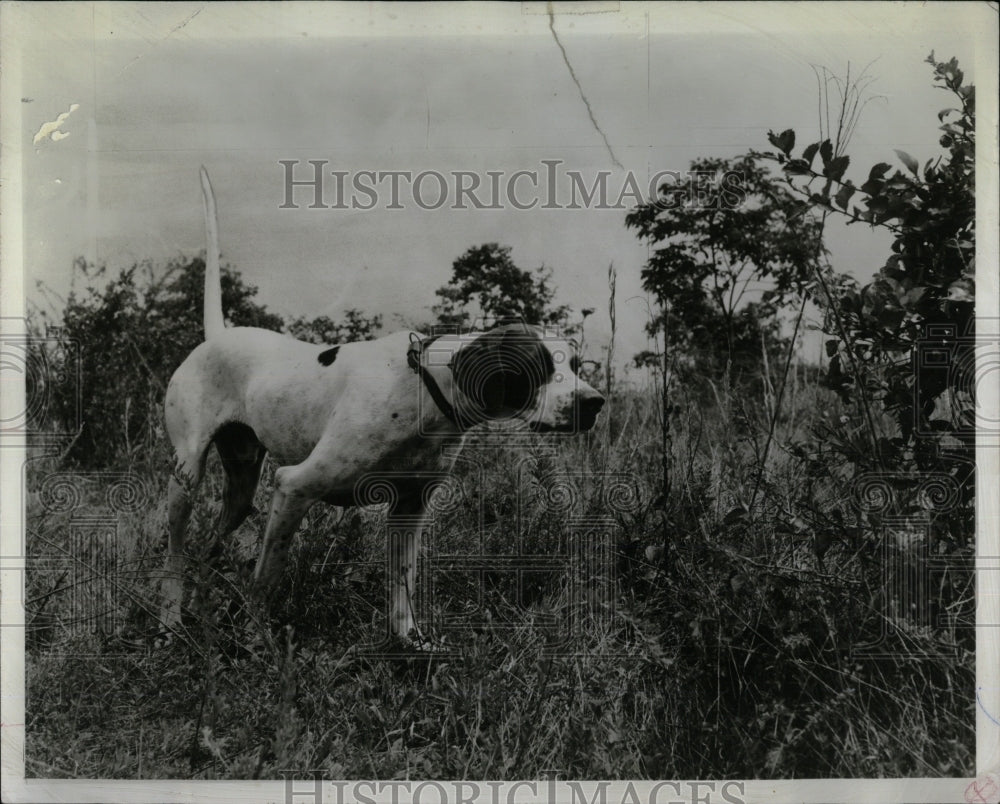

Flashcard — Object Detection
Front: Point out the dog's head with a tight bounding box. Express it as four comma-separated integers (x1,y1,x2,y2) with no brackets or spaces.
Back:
449,322,604,432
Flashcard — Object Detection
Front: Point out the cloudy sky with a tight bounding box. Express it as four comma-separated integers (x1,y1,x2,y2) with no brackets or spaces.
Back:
6,2,995,372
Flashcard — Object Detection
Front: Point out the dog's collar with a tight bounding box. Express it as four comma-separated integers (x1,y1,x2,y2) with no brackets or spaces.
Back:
407,333,466,428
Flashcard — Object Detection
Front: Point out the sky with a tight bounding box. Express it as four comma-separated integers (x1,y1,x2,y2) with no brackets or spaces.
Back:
5,2,996,375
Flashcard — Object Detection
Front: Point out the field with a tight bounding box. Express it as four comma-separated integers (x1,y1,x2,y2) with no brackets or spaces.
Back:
23,367,974,780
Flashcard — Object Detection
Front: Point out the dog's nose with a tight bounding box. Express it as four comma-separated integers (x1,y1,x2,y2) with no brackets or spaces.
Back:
580,394,605,417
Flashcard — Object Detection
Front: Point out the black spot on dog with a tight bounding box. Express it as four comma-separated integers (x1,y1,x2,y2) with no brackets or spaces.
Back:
317,346,340,366
391,412,399,419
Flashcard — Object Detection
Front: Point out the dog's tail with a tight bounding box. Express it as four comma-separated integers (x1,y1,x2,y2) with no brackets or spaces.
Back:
199,166,225,341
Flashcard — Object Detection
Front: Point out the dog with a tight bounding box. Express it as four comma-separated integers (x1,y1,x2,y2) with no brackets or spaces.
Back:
160,167,605,643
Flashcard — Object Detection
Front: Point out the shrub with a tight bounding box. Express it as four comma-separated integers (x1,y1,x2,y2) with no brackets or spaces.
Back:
758,53,975,544
32,257,384,469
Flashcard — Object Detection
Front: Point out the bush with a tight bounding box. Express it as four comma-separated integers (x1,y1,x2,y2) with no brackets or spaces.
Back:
31,257,379,469
758,53,975,543
286,308,382,344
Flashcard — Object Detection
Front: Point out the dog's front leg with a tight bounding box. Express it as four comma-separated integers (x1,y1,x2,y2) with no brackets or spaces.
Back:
251,465,316,603
387,493,428,642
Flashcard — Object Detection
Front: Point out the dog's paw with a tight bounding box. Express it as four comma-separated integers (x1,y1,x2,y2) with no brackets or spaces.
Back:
403,629,451,654
151,627,177,649
155,603,183,645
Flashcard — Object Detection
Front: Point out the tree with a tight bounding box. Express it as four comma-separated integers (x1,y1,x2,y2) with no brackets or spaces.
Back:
762,54,974,455
760,53,975,542
36,257,283,467
432,243,570,330
34,257,384,468
286,308,382,344
625,156,825,380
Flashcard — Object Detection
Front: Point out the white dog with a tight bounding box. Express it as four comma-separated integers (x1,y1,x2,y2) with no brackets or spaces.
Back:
160,168,605,642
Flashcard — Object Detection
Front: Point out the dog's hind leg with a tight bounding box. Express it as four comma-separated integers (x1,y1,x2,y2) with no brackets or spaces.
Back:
212,422,266,548
160,445,208,632
175,424,266,630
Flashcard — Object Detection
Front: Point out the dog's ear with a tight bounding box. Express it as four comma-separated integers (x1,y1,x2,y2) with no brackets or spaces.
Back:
450,331,506,416
451,325,555,417
496,326,554,410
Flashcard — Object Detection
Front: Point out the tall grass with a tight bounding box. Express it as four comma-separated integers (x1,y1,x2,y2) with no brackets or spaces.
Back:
23,368,973,779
